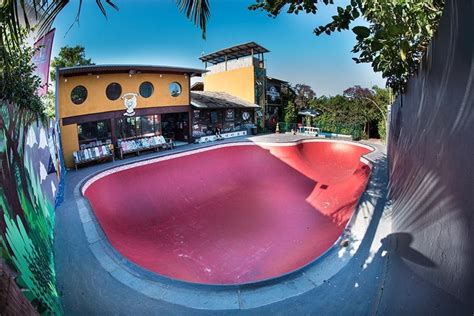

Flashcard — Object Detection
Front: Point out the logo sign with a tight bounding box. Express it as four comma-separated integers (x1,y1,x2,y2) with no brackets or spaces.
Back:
122,93,138,116
242,112,250,121
225,109,234,121
267,85,280,102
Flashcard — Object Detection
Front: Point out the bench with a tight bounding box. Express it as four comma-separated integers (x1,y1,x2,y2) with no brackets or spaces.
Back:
118,136,173,159
73,144,115,170
298,126,320,136
195,130,247,144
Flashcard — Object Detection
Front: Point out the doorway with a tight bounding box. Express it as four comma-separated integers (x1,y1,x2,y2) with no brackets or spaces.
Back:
161,112,190,142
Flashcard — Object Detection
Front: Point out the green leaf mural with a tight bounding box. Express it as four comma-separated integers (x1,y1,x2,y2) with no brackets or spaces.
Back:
0,105,63,315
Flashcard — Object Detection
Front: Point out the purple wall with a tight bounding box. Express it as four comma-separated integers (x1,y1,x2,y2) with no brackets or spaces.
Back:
388,0,473,307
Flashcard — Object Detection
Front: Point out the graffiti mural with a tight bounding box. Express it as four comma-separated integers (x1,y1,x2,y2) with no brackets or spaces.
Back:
0,102,64,314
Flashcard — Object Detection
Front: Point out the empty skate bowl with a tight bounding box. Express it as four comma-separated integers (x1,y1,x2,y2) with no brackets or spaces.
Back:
82,140,373,285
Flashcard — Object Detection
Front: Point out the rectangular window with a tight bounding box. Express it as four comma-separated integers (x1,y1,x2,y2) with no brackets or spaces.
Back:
77,120,111,147
210,111,218,124
116,115,162,140
141,115,155,136
121,117,140,138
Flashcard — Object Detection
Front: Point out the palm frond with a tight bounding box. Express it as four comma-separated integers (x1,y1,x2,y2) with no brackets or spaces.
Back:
1,0,120,45
176,0,211,39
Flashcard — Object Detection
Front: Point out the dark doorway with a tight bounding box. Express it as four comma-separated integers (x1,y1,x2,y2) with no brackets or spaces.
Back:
161,112,190,142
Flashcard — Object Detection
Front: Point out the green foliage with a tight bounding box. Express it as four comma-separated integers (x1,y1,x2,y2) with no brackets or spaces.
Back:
284,100,298,124
176,0,211,39
50,45,94,81
0,30,45,122
293,83,316,109
310,85,391,139
378,118,386,142
42,90,56,118
250,0,445,91
249,0,334,16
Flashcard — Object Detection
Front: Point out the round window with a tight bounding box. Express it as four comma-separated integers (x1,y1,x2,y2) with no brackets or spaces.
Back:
106,82,122,100
139,82,154,98
71,85,88,105
169,82,182,97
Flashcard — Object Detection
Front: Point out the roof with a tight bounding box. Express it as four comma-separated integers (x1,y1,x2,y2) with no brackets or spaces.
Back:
190,82,204,91
58,64,206,77
266,77,288,84
191,91,260,109
199,42,269,65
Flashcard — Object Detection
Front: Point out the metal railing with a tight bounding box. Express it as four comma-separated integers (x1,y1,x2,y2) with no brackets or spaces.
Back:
277,122,365,140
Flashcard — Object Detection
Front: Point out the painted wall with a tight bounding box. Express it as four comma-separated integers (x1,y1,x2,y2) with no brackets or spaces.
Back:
58,72,190,118
0,105,64,314
203,66,255,104
388,0,474,308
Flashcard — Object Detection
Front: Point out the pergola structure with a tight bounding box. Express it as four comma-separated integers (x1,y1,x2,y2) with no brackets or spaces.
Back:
199,42,269,67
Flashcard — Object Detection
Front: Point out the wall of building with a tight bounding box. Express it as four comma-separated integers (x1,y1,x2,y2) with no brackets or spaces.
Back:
388,0,473,307
205,56,258,74
58,72,191,167
203,66,255,104
58,72,190,119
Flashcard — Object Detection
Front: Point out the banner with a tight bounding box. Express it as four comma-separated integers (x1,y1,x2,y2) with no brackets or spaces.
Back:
32,28,55,96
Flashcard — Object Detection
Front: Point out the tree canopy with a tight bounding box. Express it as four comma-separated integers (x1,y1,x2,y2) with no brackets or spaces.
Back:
294,83,316,110
50,45,94,80
311,85,390,139
250,0,445,91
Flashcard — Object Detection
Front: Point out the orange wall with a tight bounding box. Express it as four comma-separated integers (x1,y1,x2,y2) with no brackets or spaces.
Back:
60,124,79,168
58,72,190,119
203,66,255,103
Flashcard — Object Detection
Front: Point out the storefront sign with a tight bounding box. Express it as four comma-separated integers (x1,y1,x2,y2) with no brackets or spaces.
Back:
225,109,234,121
242,112,250,121
122,93,138,116
266,84,282,105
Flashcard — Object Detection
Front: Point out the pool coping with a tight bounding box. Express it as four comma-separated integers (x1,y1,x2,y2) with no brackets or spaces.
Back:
74,137,382,310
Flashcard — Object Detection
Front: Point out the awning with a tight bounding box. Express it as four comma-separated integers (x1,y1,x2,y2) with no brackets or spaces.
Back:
199,42,269,65
191,91,260,110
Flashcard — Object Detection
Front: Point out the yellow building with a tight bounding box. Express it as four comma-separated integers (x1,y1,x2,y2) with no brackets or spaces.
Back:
200,42,268,112
199,42,289,130
57,65,205,168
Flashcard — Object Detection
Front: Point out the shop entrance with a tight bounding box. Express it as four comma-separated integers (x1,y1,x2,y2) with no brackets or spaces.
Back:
161,112,190,142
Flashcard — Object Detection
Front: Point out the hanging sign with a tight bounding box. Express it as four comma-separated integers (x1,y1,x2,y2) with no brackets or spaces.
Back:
32,29,56,96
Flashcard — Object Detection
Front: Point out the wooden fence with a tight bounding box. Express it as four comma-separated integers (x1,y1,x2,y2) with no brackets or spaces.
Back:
0,260,38,315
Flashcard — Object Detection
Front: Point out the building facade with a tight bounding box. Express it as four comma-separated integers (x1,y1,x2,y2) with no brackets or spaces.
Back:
57,65,205,168
199,42,289,131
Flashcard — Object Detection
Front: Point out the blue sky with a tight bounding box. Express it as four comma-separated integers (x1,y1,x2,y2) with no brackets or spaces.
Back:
52,0,385,96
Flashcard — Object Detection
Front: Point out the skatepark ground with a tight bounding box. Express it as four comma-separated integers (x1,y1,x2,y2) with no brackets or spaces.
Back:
55,134,470,315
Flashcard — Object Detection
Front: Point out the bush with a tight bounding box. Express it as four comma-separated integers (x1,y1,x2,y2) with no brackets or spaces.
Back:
378,119,387,142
